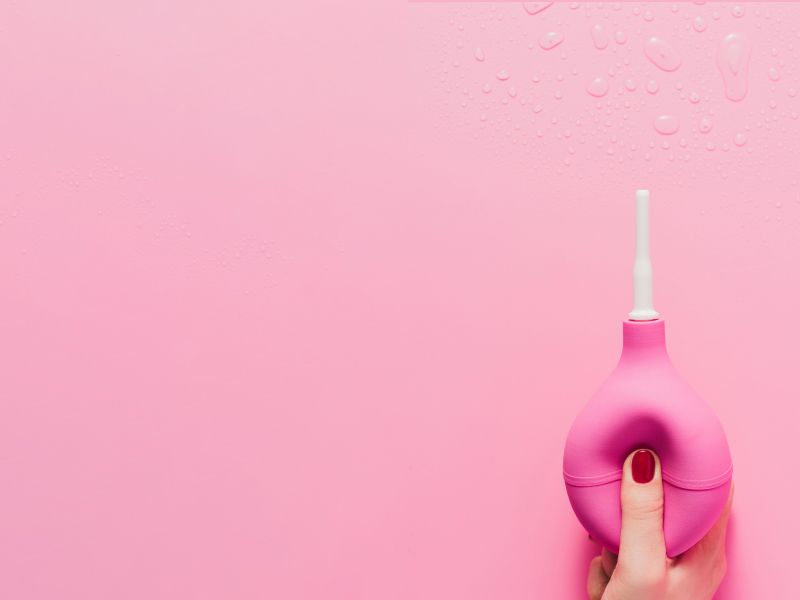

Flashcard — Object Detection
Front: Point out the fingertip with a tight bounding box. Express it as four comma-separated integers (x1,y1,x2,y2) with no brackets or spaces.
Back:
624,448,661,485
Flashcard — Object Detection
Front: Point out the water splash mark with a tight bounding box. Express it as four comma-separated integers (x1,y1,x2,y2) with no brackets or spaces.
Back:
716,33,752,102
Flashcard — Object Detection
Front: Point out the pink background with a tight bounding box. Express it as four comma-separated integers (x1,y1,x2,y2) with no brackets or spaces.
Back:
1,1,798,598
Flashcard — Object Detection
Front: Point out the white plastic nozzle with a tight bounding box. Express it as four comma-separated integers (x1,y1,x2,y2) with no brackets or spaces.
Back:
628,189,660,321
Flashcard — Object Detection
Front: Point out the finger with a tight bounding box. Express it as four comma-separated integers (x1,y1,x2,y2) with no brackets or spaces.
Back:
601,547,618,578
587,556,610,600
678,480,734,567
617,449,667,573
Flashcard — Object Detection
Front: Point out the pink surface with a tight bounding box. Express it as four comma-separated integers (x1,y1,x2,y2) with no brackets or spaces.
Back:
1,1,799,598
564,318,733,557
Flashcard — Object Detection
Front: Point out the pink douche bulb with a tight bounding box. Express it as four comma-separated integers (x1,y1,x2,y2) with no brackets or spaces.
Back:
562,190,732,558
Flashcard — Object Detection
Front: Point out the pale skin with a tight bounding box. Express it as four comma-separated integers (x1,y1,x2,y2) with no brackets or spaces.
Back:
587,450,733,600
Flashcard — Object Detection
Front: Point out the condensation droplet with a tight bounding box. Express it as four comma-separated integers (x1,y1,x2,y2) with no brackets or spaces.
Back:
523,1,554,16
586,76,610,97
539,31,565,50
496,69,511,81
717,33,752,101
592,24,609,49
734,132,747,146
654,114,680,135
768,66,780,81
693,16,708,32
482,83,492,94
645,37,682,72
731,4,745,18
624,79,637,91
474,47,485,62
689,91,701,103
614,31,627,45
699,116,714,133
646,79,660,94
507,85,517,98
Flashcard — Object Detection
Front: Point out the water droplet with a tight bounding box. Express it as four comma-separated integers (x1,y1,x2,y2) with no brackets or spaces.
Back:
689,91,700,103
474,47,485,62
539,31,565,50
693,16,708,32
554,90,563,100
768,66,780,81
523,1,554,15
586,76,610,97
646,79,660,94
507,85,517,98
706,141,716,151
717,33,752,101
734,132,747,146
496,69,511,81
731,4,745,18
592,24,609,49
654,114,680,135
533,104,543,113
645,37,682,72
643,10,654,22
624,79,637,91
699,116,714,133
482,83,492,94
614,31,627,44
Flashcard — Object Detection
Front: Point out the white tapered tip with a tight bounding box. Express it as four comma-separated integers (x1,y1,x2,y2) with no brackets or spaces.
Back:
628,189,660,321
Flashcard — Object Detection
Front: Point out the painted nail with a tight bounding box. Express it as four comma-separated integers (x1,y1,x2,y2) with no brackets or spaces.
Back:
632,449,656,483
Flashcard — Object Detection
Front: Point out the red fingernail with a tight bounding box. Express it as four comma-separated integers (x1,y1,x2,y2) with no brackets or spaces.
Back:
632,450,656,483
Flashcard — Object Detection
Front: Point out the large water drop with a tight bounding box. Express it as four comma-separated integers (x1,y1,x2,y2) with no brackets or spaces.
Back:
523,1,554,15
644,37,682,72
591,24,609,49
654,115,680,135
586,76,610,97
716,33,752,101
693,16,708,32
539,31,565,50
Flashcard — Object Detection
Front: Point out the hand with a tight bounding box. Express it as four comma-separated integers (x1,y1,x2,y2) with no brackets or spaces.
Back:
587,449,733,600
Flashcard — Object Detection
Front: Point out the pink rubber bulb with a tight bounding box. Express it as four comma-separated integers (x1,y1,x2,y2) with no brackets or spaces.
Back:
563,191,732,558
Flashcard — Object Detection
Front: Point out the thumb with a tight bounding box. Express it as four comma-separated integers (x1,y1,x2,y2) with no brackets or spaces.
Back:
617,449,667,573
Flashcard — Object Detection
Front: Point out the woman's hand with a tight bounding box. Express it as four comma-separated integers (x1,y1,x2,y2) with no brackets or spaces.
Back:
587,449,733,600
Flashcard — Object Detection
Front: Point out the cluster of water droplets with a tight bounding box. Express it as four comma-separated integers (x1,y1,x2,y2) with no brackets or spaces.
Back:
426,0,800,188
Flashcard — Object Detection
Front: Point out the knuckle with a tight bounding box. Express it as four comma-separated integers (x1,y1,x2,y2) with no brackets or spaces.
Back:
625,498,663,521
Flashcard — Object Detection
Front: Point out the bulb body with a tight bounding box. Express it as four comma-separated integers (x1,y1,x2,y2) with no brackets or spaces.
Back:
563,318,732,557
